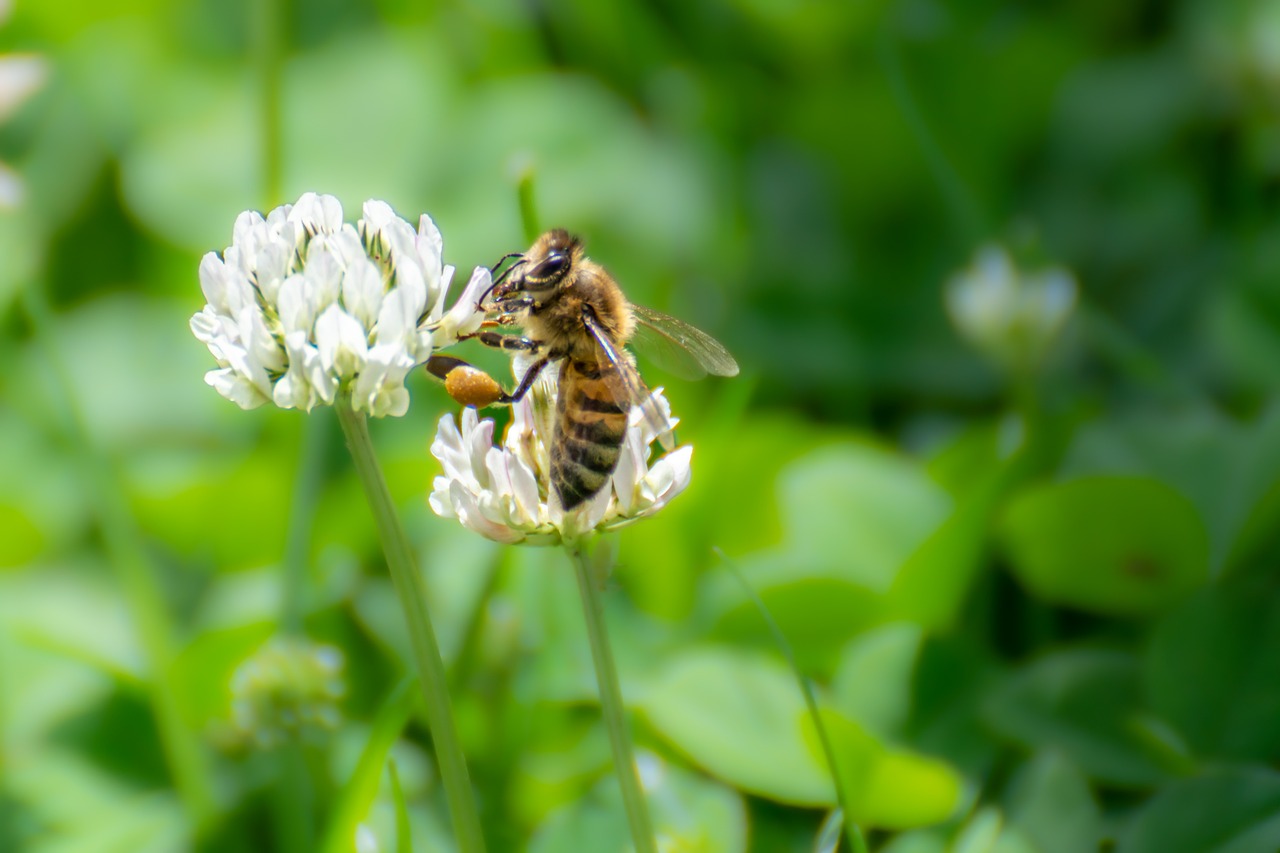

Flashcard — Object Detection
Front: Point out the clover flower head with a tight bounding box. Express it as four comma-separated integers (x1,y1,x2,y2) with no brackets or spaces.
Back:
0,1,48,208
230,638,345,748
945,244,1076,371
191,193,492,417
429,359,692,545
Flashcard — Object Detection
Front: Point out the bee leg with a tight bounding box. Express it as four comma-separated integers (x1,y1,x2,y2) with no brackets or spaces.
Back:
425,354,507,408
500,356,550,403
473,331,541,353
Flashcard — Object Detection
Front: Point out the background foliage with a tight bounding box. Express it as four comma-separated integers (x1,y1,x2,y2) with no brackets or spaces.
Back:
3,0,1280,851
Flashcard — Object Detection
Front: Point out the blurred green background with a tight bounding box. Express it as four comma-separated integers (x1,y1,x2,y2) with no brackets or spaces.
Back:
5,0,1280,851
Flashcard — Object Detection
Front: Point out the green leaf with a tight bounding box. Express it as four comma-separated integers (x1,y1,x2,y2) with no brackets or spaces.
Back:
778,443,951,589
998,476,1209,615
1118,767,1280,853
709,566,884,673
1063,406,1280,576
321,680,417,853
831,623,923,738
983,649,1171,787
1143,585,1280,763
707,442,953,670
640,648,832,805
528,755,747,853
1004,752,1101,853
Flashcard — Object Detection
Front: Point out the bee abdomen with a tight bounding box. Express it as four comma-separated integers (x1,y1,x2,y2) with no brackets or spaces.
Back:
553,361,630,509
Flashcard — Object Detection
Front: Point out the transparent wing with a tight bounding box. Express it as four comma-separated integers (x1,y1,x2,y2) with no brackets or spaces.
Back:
581,307,677,450
630,305,739,380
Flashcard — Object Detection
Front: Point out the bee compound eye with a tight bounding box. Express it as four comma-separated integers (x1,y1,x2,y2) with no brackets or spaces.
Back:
538,252,568,279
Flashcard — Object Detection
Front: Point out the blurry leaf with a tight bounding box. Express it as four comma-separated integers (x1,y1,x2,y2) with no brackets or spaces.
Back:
805,711,962,830
0,502,45,568
388,760,412,853
50,688,168,789
1143,585,1280,763
706,442,952,670
952,809,1004,853
640,648,832,805
910,637,1004,780
884,481,995,631
950,807,1040,853
878,830,947,853
529,754,747,853
1004,752,1101,853
814,809,844,853
131,450,292,570
709,568,883,673
779,444,951,588
171,622,274,729
321,679,417,853
998,476,1209,615
1117,767,1280,853
983,649,1170,787
1063,409,1280,576
831,622,923,739
21,295,244,450
6,749,186,853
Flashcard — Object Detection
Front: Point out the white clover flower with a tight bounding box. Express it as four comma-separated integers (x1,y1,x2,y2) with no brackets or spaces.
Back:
945,244,1076,372
429,360,692,545
0,1,48,208
191,193,492,417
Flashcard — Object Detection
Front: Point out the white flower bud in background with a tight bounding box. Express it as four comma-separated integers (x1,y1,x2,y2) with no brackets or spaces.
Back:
191,193,492,417
0,1,48,209
229,638,346,748
428,359,693,545
945,244,1077,373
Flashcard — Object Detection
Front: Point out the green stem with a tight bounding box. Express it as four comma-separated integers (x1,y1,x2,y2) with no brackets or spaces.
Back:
272,414,328,851
333,401,486,853
569,544,656,853
517,167,541,246
280,414,328,634
253,0,284,207
19,286,216,828
721,552,869,853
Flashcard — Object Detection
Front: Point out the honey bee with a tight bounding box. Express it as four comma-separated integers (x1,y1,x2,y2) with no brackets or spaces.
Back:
427,229,738,509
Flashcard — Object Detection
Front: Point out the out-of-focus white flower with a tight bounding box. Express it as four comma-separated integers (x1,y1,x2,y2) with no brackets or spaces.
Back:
945,244,1076,372
191,193,491,417
429,360,692,545
0,1,48,209
230,638,345,748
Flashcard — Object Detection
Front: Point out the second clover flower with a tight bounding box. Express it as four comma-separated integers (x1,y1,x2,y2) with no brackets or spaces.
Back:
190,192,491,417
429,358,693,546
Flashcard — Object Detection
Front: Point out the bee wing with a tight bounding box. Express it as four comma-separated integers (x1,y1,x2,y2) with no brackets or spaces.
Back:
580,307,677,450
630,305,740,380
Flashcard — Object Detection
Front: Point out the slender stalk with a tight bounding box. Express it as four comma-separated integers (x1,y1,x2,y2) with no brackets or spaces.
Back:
569,544,657,853
720,551,869,853
517,167,540,246
333,401,486,853
253,0,284,207
271,414,328,852
19,286,216,827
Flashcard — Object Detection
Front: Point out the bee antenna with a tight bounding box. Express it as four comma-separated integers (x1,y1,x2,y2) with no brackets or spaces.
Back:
489,251,525,274
480,256,526,303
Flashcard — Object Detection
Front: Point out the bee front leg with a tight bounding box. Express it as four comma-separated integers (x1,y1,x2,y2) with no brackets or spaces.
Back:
473,330,541,353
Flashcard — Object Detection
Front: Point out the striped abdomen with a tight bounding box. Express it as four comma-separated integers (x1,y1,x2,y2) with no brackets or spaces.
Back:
552,359,629,509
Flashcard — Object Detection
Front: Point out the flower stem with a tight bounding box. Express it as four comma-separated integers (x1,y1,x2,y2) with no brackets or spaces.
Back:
252,0,284,207
569,544,657,853
333,401,486,853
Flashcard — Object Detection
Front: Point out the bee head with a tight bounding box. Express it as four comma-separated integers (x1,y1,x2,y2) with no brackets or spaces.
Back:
522,229,582,289
489,229,583,305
